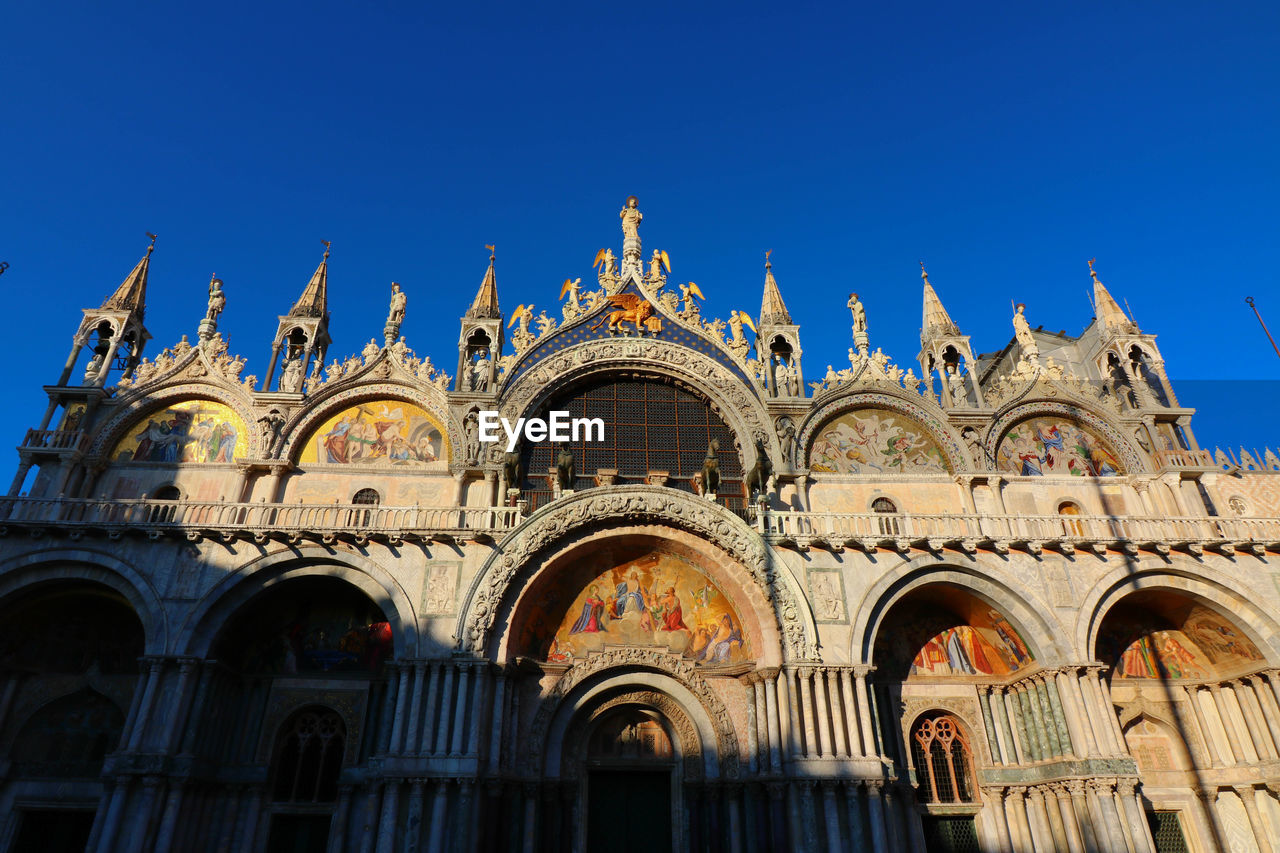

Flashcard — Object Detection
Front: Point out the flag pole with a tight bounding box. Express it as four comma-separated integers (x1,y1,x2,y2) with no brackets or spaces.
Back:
1247,297,1280,360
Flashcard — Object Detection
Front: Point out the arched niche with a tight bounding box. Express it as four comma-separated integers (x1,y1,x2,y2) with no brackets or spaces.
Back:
506,535,755,668
109,398,250,464
212,575,394,676
807,406,951,475
296,399,447,467
0,581,144,675
990,407,1135,477
870,583,1038,682
1095,589,1265,680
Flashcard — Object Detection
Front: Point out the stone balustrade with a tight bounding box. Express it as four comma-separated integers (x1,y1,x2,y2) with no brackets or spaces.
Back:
19,428,89,452
0,496,522,541
764,510,1280,555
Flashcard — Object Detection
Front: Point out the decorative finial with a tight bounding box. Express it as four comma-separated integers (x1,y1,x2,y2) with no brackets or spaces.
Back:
485,243,496,261
765,249,773,270
321,240,331,260
920,260,929,283
1088,257,1099,280
145,232,158,257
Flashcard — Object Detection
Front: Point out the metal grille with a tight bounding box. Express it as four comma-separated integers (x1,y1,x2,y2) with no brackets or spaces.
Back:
1148,811,1189,853
520,378,744,513
920,817,979,853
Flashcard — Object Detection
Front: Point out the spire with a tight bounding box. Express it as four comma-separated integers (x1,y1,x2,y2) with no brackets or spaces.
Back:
289,241,330,318
101,232,156,318
467,244,501,319
920,262,959,338
1089,258,1136,333
759,250,791,325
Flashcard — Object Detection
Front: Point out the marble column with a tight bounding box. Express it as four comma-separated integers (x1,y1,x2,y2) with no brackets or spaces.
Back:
865,781,889,853
375,781,401,853
979,686,1003,764
1252,675,1280,754
450,664,471,755
389,664,411,753
1235,785,1275,853
982,787,1012,853
820,782,841,853
1006,787,1035,853
854,667,877,758
404,780,425,853
763,673,783,771
126,658,163,751
1051,784,1085,853
152,782,185,853
1065,780,1099,853
521,784,539,853
826,669,847,757
327,786,353,853
745,678,759,774
1233,679,1274,760
406,662,426,754
798,781,818,851
426,781,450,853
781,668,802,759
844,781,866,849
1118,779,1156,853
1026,787,1055,852
434,665,455,755
1061,668,1100,758
1209,684,1245,764
487,672,506,771
799,668,819,756
840,669,862,757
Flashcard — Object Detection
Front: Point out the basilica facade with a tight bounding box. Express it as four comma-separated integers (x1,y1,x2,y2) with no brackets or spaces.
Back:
1,203,1279,853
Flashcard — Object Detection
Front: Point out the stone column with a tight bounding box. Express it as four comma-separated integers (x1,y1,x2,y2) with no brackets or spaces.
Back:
434,664,455,754
127,777,163,852
327,786,352,853
152,782,186,853
982,787,1012,853
978,686,1003,764
421,662,442,756
126,657,164,751
1060,668,1099,758
864,781,889,853
451,664,471,755
1006,787,1035,853
1045,675,1075,758
840,669,863,757
162,659,200,752
744,677,759,773
844,781,866,848
1090,780,1127,853
854,666,878,758
1209,684,1245,764
1118,779,1156,853
487,672,506,772
403,780,425,853
1082,667,1123,755
1065,781,1098,853
359,787,381,853
797,781,818,851
375,781,400,853
763,672,783,771
376,665,399,755
389,663,411,753
1050,784,1085,853
798,668,819,756
1232,680,1274,760
881,784,905,853
1185,685,1225,767
405,662,426,754
780,668,802,759
1249,675,1280,754
818,782,840,853
521,784,539,853
815,669,836,757
238,787,265,852
1235,785,1275,853
827,670,850,757
467,668,487,757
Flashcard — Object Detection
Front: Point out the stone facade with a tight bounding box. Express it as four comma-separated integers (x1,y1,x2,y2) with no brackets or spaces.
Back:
2,208,1279,852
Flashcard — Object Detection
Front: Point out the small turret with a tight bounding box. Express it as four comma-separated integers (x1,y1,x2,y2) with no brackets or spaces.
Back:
263,242,333,393
456,245,505,393
916,264,984,408
65,233,156,388
756,251,804,398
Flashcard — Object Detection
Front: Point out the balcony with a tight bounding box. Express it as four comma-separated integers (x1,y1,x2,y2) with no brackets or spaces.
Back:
763,510,1280,556
18,429,88,453
0,497,522,544
1151,448,1218,472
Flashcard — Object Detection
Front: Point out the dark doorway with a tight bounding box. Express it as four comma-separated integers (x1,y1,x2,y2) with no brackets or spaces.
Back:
266,814,332,853
587,769,672,853
11,809,95,853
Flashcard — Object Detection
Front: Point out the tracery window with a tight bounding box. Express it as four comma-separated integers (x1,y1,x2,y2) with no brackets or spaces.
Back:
270,707,346,803
911,714,976,804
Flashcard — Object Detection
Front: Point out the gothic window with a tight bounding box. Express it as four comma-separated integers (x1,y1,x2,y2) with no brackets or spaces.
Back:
873,497,900,535
11,690,124,778
911,714,976,804
270,707,346,803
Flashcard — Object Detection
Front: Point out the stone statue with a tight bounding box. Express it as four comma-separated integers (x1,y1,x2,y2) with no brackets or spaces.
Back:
777,417,796,466
387,282,407,324
280,355,305,392
502,447,523,493
847,293,866,332
620,196,642,241
601,249,616,277
1012,303,1040,362
728,311,745,342
206,276,226,322
464,411,480,463
83,352,104,383
744,439,772,499
471,354,490,391
556,445,575,491
648,250,663,280
700,439,721,497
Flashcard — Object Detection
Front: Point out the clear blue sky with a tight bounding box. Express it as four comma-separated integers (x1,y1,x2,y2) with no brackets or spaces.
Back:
2,2,1278,460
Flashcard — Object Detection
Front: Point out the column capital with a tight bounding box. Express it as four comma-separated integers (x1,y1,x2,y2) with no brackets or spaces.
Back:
852,664,876,678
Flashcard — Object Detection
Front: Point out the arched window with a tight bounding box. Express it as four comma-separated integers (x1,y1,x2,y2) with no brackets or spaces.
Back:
348,488,380,526
911,714,976,804
873,497,900,535
270,707,346,803
352,488,380,505
150,485,181,522
11,690,124,778
1058,501,1084,537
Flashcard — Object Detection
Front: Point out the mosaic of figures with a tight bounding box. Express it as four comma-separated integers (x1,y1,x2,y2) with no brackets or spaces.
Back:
220,579,393,675
112,399,248,464
522,551,750,666
809,408,949,475
996,416,1122,477
1099,604,1264,679
905,604,1035,677
300,401,446,466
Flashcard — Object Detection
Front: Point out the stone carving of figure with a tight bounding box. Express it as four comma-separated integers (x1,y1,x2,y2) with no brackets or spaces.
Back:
648,250,663,280
502,447,522,493
620,196,642,241
83,352,104,383
280,355,305,392
1012,303,1040,362
602,249,616,277
700,439,721,496
728,311,745,342
471,353,490,391
362,338,380,363
556,445,575,491
777,417,796,466
564,277,582,310
464,411,480,463
824,364,838,386
847,293,866,333
945,363,965,406
206,276,226,322
387,282,407,324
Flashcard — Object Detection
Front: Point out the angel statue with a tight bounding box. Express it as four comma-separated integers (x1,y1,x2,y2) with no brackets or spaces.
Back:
647,249,670,280
593,248,616,278
679,282,705,317
728,310,756,342
206,276,226,322
508,304,534,336
559,277,582,310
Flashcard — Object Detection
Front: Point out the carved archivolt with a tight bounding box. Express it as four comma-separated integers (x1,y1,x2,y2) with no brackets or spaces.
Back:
797,390,970,473
495,338,775,456
525,647,740,779
279,379,456,465
457,486,812,660
560,690,703,780
985,400,1144,475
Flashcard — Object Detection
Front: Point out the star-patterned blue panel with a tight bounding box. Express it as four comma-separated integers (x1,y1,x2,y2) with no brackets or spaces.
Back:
501,281,756,390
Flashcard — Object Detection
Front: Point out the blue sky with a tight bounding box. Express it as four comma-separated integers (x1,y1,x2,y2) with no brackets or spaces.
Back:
2,1,1278,462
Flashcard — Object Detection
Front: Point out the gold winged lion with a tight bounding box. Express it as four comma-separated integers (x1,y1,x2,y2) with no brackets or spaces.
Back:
590,292,654,334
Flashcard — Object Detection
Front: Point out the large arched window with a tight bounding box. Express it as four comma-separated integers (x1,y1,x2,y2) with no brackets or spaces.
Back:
520,377,744,512
270,707,346,803
911,713,977,804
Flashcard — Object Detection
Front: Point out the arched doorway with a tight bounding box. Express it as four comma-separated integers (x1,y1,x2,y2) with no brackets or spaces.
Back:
0,581,144,853
583,707,677,853
1095,589,1276,852
871,582,1040,852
